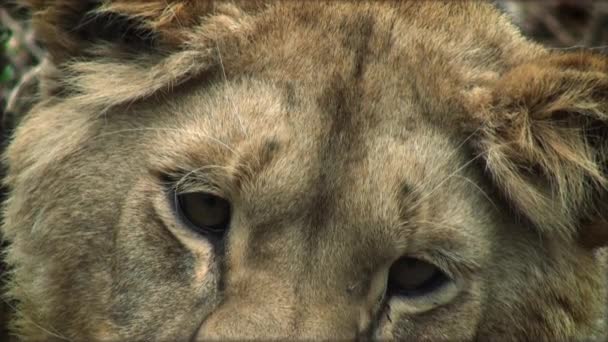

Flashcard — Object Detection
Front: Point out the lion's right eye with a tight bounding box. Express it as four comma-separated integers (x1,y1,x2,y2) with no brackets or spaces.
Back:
176,192,231,237
387,257,450,298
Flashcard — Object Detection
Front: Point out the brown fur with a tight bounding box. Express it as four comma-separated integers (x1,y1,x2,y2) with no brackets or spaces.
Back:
1,1,607,340
469,52,608,239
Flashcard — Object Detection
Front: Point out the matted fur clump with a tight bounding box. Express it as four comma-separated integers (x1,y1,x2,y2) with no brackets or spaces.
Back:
1,0,608,340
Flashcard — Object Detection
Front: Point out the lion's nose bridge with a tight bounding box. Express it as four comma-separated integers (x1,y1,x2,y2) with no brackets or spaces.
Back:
195,297,366,339
195,197,387,339
195,249,383,339
194,284,298,339
194,276,363,339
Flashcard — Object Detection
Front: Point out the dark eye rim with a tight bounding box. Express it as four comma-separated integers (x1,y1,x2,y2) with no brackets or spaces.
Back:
387,257,451,298
171,189,232,238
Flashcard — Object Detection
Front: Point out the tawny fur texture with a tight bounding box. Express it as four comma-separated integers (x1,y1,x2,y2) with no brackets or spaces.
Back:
1,1,607,341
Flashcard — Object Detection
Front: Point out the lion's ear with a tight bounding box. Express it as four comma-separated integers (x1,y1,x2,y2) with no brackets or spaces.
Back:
23,0,267,63
19,0,264,109
23,0,199,63
473,51,608,247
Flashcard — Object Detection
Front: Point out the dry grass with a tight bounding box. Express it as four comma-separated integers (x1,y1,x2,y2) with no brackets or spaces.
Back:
500,1,608,50
1,4,40,115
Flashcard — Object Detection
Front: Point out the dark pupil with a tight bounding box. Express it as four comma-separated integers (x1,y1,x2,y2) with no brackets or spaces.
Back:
388,258,447,297
178,192,231,234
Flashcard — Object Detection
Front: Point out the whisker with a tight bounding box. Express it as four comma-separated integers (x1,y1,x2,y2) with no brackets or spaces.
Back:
408,152,486,212
173,164,235,194
412,219,466,232
547,45,608,51
453,175,499,211
407,126,482,202
215,42,247,136
90,127,239,156
45,231,113,240
0,292,72,341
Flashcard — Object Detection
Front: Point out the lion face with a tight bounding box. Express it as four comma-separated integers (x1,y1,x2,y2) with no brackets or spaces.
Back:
3,1,608,340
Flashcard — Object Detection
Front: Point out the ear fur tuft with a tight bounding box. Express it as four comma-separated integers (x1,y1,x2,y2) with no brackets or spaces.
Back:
16,0,266,110
475,51,608,243
20,0,264,62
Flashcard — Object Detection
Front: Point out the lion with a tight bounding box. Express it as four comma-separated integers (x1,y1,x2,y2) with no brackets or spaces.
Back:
1,0,607,340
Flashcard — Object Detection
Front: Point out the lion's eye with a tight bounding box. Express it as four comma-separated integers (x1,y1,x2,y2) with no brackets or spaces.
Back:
177,192,231,236
387,257,449,297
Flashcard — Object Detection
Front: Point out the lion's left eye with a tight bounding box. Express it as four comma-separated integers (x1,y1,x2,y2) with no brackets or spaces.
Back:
176,192,231,237
387,257,450,297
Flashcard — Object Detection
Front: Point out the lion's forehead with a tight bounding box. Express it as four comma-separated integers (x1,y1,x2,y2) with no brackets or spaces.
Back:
131,70,491,277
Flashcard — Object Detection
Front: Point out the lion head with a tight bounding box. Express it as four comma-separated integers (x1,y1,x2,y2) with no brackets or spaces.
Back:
2,1,607,340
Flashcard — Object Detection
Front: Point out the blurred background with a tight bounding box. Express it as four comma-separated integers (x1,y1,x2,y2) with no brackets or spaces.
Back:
0,0,607,339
